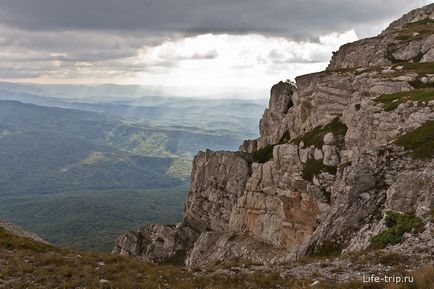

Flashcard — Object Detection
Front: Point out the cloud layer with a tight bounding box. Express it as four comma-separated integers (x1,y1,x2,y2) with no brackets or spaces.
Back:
0,0,430,37
0,0,432,96
136,32,358,90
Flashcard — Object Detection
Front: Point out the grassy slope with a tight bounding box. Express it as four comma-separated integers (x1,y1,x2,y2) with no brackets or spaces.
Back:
0,227,292,289
395,121,434,159
1,228,433,289
0,101,243,252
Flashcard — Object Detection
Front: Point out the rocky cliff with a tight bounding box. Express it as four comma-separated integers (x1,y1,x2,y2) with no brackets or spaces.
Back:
114,4,434,268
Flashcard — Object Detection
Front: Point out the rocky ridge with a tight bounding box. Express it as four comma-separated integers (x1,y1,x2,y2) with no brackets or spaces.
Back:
114,4,434,269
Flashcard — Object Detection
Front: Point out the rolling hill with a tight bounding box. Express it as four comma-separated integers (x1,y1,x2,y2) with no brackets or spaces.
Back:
0,99,262,251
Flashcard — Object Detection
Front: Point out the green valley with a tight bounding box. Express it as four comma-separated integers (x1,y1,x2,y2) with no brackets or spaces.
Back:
0,96,264,251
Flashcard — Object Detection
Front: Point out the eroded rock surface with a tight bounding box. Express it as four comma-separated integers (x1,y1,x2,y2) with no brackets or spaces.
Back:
328,4,434,70
115,4,434,268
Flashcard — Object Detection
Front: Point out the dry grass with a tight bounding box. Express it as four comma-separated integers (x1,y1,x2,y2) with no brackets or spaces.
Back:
0,228,294,289
385,266,434,289
396,19,434,42
1,228,433,289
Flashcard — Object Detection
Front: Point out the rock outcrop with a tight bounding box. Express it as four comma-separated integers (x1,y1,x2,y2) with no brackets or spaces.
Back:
114,4,434,268
328,3,434,69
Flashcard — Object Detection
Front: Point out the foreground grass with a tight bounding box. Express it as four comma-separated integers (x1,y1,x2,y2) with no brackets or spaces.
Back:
1,227,433,289
0,227,298,289
1,250,288,289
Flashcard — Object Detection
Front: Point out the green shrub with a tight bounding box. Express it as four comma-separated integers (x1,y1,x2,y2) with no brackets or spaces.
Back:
314,240,342,257
370,211,424,249
251,118,348,164
279,130,291,143
251,130,290,163
412,52,425,63
227,234,237,242
302,159,337,182
251,144,274,163
408,78,434,89
321,188,331,204
395,121,434,159
161,249,188,266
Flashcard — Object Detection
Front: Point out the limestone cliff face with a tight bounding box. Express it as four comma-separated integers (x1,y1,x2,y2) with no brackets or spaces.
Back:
114,4,434,267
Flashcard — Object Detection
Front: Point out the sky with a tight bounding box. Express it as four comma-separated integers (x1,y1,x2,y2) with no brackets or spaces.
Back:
0,0,433,98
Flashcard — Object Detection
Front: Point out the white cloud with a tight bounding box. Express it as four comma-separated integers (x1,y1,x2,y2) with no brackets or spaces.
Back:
135,31,358,96
0,27,358,98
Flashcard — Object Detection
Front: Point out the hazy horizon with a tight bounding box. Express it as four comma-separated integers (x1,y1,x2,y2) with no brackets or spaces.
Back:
0,81,272,100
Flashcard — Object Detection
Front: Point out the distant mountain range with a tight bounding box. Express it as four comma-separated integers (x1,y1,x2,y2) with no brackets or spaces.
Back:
0,82,267,137
0,84,267,251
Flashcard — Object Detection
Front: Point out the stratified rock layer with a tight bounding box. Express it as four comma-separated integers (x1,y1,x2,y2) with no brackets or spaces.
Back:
114,4,434,267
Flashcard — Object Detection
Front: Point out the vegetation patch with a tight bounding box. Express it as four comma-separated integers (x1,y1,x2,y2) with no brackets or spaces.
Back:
313,240,342,257
370,211,424,249
0,183,189,252
251,130,291,163
408,78,434,89
162,249,189,266
376,252,408,266
0,227,55,252
395,121,434,159
302,159,337,182
321,188,331,204
386,47,402,64
279,130,291,143
396,18,434,42
227,233,237,242
0,245,295,289
326,67,358,74
291,117,348,148
2,229,433,289
251,144,275,163
376,88,434,111
400,62,434,74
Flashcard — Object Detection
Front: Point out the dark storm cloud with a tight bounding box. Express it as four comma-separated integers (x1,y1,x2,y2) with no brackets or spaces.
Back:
0,25,146,62
0,0,431,83
0,0,429,38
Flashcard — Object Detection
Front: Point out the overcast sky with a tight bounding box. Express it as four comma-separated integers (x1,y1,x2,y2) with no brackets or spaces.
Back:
0,0,432,98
